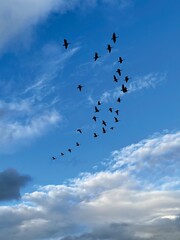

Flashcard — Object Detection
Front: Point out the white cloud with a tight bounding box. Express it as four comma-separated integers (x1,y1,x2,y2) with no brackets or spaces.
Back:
0,131,180,239
0,110,61,153
109,131,180,190
0,0,131,52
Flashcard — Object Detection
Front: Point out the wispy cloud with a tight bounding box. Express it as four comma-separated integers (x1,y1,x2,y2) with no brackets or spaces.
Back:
98,73,166,103
0,130,180,239
0,45,80,153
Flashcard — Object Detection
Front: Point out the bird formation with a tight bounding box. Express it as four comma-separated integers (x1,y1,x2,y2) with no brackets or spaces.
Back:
52,33,131,161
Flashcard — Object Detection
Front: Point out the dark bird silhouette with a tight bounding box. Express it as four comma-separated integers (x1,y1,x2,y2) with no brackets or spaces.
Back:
125,76,130,83
94,52,100,61
115,110,119,115
52,156,56,160
76,142,80,147
114,117,119,123
77,85,83,91
97,101,101,105
94,133,98,138
102,120,107,126
61,153,64,156
68,148,72,153
92,116,97,122
77,129,82,134
116,68,122,76
110,127,115,130
117,97,121,103
118,57,124,64
111,33,118,43
95,106,100,113
107,44,113,53
121,84,128,93
109,107,113,112
102,127,106,134
113,75,118,83
63,39,70,49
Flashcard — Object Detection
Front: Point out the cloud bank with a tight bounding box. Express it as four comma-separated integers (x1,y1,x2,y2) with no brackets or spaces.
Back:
0,130,180,239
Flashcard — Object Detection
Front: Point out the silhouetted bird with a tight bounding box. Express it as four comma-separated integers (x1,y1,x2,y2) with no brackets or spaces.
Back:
102,120,107,126
77,85,83,91
114,117,119,123
94,133,98,138
125,76,130,83
117,97,121,103
118,57,124,63
110,127,115,130
61,153,64,156
113,75,118,82
92,116,97,122
52,157,56,160
115,110,119,115
77,129,82,133
97,101,101,105
68,149,72,153
109,107,113,112
95,106,100,113
94,52,100,61
121,84,128,93
116,68,122,76
107,44,113,53
102,127,106,134
111,33,118,43
63,39,70,49
76,142,80,147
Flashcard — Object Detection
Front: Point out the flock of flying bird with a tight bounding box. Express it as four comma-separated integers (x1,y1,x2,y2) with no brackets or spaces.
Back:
52,33,130,161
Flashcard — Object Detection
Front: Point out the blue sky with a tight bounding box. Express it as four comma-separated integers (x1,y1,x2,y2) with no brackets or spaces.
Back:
0,0,180,239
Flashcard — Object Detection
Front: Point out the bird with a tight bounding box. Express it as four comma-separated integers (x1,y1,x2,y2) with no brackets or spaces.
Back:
116,68,122,76
102,120,107,126
102,127,106,134
113,75,118,83
125,76,130,83
68,148,72,153
107,44,113,53
115,110,119,115
97,101,101,105
110,127,115,130
117,97,121,103
94,52,100,61
114,117,119,123
61,153,64,156
63,39,70,49
52,156,56,160
77,85,83,91
92,116,98,122
94,133,98,138
118,57,124,63
95,106,100,113
76,142,80,147
77,129,82,134
121,84,128,93
111,32,118,43
109,107,113,112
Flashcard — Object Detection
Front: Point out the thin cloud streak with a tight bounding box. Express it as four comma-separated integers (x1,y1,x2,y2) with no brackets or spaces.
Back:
99,73,167,103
